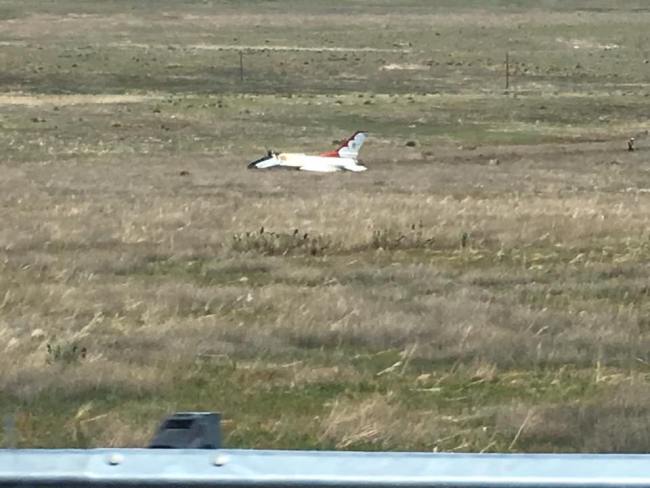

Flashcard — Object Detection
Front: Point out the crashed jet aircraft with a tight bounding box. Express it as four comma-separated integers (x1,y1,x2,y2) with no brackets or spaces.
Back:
248,131,368,172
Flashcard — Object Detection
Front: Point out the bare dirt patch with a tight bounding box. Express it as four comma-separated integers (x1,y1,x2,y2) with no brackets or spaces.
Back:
107,41,410,53
0,93,162,106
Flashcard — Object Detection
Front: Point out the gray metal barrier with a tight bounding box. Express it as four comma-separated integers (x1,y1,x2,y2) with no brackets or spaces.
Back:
2,449,650,488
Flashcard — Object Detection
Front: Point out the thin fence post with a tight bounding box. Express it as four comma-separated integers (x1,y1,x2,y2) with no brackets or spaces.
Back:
239,51,244,83
505,52,510,91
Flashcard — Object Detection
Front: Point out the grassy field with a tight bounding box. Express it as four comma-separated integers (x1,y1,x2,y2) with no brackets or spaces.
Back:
1,0,650,452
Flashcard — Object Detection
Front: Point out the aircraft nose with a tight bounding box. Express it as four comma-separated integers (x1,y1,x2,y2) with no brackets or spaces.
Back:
248,154,271,169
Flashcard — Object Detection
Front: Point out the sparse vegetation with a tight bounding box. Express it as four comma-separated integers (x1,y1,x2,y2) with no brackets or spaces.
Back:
1,0,650,452
46,342,87,366
232,228,331,256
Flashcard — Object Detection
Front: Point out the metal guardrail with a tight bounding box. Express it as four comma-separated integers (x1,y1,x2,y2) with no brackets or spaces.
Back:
2,449,650,488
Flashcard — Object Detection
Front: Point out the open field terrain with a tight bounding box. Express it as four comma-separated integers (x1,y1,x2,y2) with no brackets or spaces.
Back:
2,0,650,451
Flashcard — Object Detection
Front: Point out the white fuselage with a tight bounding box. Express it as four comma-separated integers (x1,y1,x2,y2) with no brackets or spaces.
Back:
248,131,369,173
265,153,367,172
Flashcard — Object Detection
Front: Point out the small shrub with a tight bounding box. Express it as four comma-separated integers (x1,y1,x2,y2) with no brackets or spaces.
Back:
231,227,332,256
46,341,87,366
370,222,435,250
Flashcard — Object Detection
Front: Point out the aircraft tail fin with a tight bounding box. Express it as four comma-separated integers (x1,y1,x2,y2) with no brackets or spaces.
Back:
321,131,368,159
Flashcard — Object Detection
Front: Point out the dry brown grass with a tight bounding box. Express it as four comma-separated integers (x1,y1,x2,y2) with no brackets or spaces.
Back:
3,127,650,449
320,394,439,449
493,380,650,452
